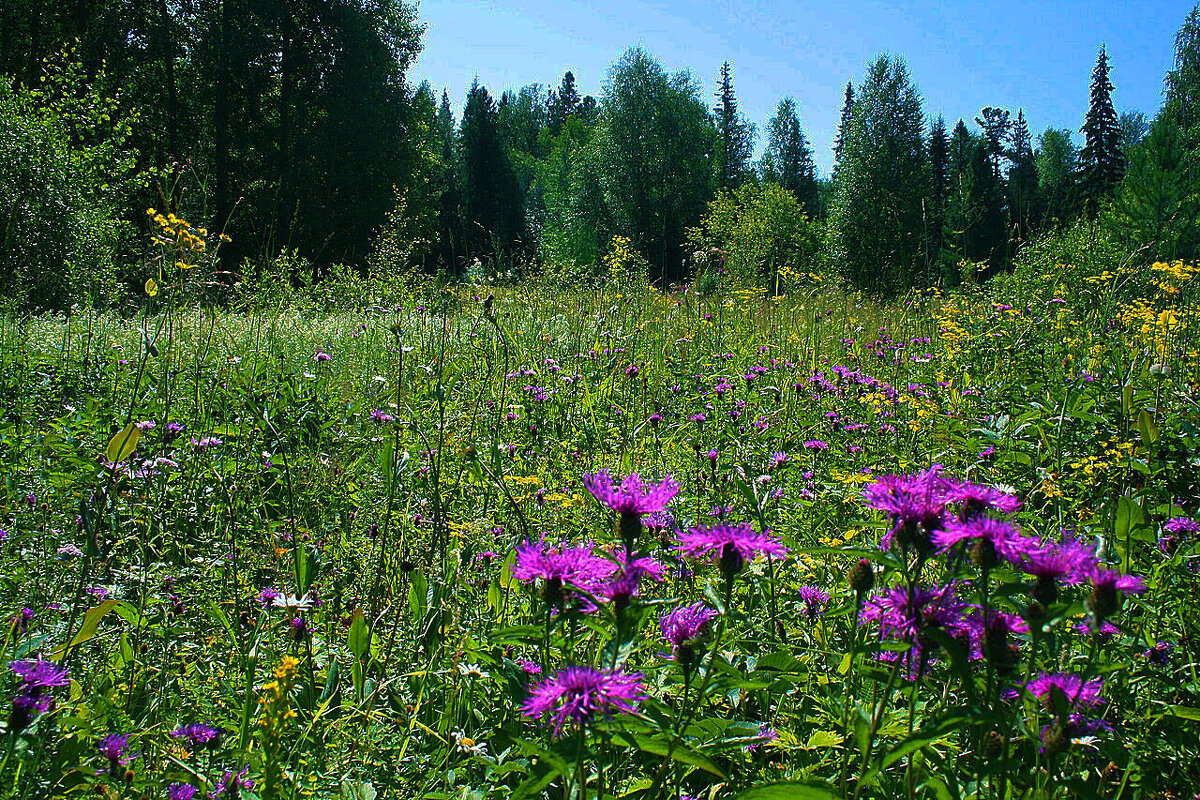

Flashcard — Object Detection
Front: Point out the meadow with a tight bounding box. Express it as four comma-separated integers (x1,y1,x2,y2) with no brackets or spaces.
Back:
0,243,1197,799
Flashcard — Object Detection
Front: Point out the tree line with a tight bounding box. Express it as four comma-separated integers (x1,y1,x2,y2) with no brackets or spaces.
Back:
2,2,1199,307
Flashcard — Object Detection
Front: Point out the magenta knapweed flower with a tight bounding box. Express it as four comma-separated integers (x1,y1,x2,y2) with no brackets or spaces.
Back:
521,666,644,736
97,733,133,766
933,517,1041,568
597,549,665,606
1164,517,1199,535
945,481,1021,518
211,766,254,796
963,608,1028,664
583,471,678,516
675,523,788,576
864,466,954,551
798,586,830,619
1087,565,1145,619
518,659,542,675
314,349,331,362
803,440,829,450
172,722,221,750
369,409,394,423
861,583,969,676
1026,672,1105,711
11,659,69,690
1022,533,1099,605
660,602,719,650
167,784,198,800
511,537,615,608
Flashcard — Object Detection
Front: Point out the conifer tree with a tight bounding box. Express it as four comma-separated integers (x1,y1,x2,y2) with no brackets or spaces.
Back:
832,81,854,177
1036,128,1078,226
1078,46,1125,213
1007,110,1038,240
461,80,525,261
760,98,819,216
927,116,950,264
830,56,928,292
714,62,755,189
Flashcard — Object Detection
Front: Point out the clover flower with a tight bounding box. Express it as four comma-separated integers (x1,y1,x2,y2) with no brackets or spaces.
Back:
521,666,644,737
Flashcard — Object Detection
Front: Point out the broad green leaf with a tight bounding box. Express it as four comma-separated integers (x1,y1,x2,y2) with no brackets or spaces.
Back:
348,610,369,658
608,732,727,779
53,599,120,657
105,423,140,464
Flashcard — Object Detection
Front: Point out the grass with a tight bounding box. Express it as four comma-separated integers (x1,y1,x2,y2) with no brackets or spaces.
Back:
0,268,1196,798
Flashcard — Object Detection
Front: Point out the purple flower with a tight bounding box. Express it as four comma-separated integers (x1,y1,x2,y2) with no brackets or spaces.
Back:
369,409,394,423
1164,517,1199,535
1039,713,1110,753
518,659,542,675
1143,641,1173,666
803,440,829,450
1026,672,1105,712
597,549,665,607
1023,533,1099,605
660,602,719,655
675,523,789,577
861,584,968,677
583,471,678,516
314,349,331,362
945,481,1021,518
933,517,1041,568
521,666,644,736
171,722,221,750
97,733,133,766
798,586,830,619
864,466,954,552
1087,566,1146,619
11,659,70,690
209,766,254,798
511,537,615,609
168,784,198,800
962,608,1028,664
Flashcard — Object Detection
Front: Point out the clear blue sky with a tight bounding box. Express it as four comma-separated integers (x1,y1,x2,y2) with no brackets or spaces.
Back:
411,0,1195,176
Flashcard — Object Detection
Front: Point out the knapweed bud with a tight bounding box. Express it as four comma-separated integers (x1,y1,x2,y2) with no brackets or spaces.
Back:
847,558,874,593
981,730,1005,761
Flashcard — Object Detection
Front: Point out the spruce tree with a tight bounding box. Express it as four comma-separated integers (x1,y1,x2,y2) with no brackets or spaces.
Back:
1007,110,1038,240
460,80,525,261
832,81,854,178
927,116,950,266
1078,45,1125,213
760,97,819,216
714,62,755,189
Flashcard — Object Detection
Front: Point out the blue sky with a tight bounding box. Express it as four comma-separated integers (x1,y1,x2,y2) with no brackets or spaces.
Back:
411,0,1195,176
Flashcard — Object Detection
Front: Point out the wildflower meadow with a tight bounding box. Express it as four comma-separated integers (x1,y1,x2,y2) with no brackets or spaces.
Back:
0,238,1197,799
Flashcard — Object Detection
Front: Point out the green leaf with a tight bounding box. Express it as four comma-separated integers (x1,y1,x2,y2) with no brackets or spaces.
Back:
348,610,369,659
730,783,840,799
608,732,727,779
1136,409,1160,444
1115,496,1147,541
105,423,139,464
53,599,120,657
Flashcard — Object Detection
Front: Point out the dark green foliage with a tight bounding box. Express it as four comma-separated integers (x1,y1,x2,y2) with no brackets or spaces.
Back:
461,81,527,264
713,62,755,190
1109,115,1200,260
832,81,854,178
927,115,951,261
1007,110,1039,241
1078,46,1125,213
1037,128,1078,226
596,48,715,283
760,98,819,218
830,56,929,293
0,56,137,310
